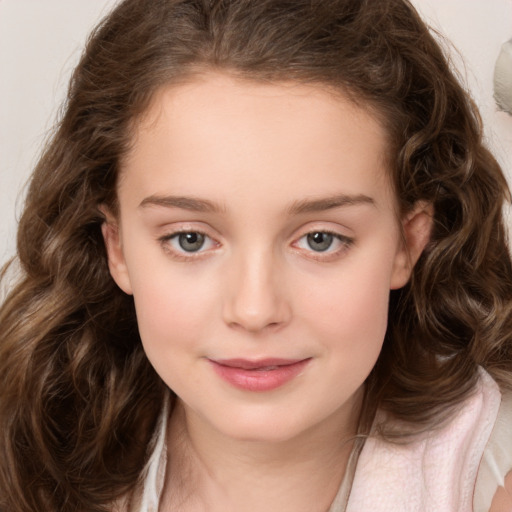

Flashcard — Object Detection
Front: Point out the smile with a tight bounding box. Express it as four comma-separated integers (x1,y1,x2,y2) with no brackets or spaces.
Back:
208,358,312,392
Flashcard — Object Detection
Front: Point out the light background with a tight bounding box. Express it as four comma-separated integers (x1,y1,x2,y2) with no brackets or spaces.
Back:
1,0,512,265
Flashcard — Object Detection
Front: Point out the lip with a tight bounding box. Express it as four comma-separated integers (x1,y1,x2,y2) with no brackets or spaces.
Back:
208,357,311,392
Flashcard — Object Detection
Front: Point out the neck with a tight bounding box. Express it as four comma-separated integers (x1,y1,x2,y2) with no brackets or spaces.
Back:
160,390,363,512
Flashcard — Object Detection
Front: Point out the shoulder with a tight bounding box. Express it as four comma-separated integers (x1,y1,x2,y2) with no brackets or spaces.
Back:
346,367,503,512
475,390,512,512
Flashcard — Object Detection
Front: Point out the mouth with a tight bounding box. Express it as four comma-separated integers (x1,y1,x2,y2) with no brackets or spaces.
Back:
208,357,312,392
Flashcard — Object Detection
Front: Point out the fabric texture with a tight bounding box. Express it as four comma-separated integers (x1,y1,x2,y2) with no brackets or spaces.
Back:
344,368,502,512
473,390,512,511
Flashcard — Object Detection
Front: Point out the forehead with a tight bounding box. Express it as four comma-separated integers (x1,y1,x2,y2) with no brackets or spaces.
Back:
136,72,387,137
120,73,394,209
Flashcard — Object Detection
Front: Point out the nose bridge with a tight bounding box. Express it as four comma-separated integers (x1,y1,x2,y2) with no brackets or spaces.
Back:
223,243,290,332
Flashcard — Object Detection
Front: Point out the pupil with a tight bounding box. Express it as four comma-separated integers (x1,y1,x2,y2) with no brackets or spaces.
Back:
307,232,333,252
178,232,205,252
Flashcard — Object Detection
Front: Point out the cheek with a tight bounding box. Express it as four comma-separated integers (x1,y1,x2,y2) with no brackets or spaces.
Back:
126,256,218,361
128,270,219,393
140,283,207,328
297,248,395,361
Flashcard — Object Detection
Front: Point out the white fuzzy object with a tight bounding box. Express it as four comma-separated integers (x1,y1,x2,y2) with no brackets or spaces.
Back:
345,368,502,512
494,39,512,114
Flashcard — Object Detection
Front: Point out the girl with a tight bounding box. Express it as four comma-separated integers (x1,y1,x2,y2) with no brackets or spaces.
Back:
1,0,511,511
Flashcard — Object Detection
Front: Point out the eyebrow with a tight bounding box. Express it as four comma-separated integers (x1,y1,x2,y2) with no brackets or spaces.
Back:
139,195,225,213
139,192,375,215
287,194,376,214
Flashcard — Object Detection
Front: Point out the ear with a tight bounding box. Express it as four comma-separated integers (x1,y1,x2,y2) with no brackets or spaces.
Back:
390,201,433,290
100,207,133,295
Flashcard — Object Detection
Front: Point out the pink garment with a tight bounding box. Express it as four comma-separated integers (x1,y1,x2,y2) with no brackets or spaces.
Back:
346,368,502,512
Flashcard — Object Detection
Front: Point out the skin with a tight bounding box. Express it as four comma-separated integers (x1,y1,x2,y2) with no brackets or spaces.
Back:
103,72,431,511
489,470,512,512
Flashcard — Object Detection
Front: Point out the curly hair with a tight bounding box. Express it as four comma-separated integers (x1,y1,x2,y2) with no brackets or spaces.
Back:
1,0,511,510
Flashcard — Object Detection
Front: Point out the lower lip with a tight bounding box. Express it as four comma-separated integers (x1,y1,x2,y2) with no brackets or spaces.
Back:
209,359,311,392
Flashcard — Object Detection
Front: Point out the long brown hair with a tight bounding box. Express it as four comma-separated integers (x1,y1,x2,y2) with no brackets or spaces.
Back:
1,0,511,510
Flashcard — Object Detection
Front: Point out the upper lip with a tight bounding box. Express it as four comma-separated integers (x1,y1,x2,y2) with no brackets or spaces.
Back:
211,358,310,370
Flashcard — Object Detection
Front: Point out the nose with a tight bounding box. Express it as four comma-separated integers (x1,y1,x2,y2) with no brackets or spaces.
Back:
222,249,292,333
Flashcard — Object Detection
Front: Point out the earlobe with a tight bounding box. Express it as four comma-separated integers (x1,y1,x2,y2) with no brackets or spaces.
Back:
100,209,133,295
390,201,433,290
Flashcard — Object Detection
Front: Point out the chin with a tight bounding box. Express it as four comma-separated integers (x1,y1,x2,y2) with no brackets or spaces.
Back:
207,406,321,444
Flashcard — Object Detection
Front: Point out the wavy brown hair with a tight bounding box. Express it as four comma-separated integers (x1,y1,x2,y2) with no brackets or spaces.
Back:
1,0,512,510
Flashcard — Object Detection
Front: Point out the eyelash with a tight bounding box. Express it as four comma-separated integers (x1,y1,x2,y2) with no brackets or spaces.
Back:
158,228,354,262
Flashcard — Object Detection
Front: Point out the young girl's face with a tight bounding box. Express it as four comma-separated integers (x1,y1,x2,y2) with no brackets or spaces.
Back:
104,73,428,442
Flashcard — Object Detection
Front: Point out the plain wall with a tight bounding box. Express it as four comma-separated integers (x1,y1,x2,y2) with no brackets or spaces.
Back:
1,0,512,265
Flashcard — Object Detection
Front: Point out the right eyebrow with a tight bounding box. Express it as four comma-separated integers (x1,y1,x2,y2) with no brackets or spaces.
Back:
139,195,225,213
287,193,376,215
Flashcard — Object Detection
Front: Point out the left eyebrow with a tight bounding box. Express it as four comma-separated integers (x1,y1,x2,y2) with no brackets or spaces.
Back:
287,194,376,215
139,194,225,213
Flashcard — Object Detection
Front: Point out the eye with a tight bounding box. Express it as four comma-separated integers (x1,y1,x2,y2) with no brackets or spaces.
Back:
294,230,353,255
161,231,217,255
305,232,335,252
175,232,206,252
